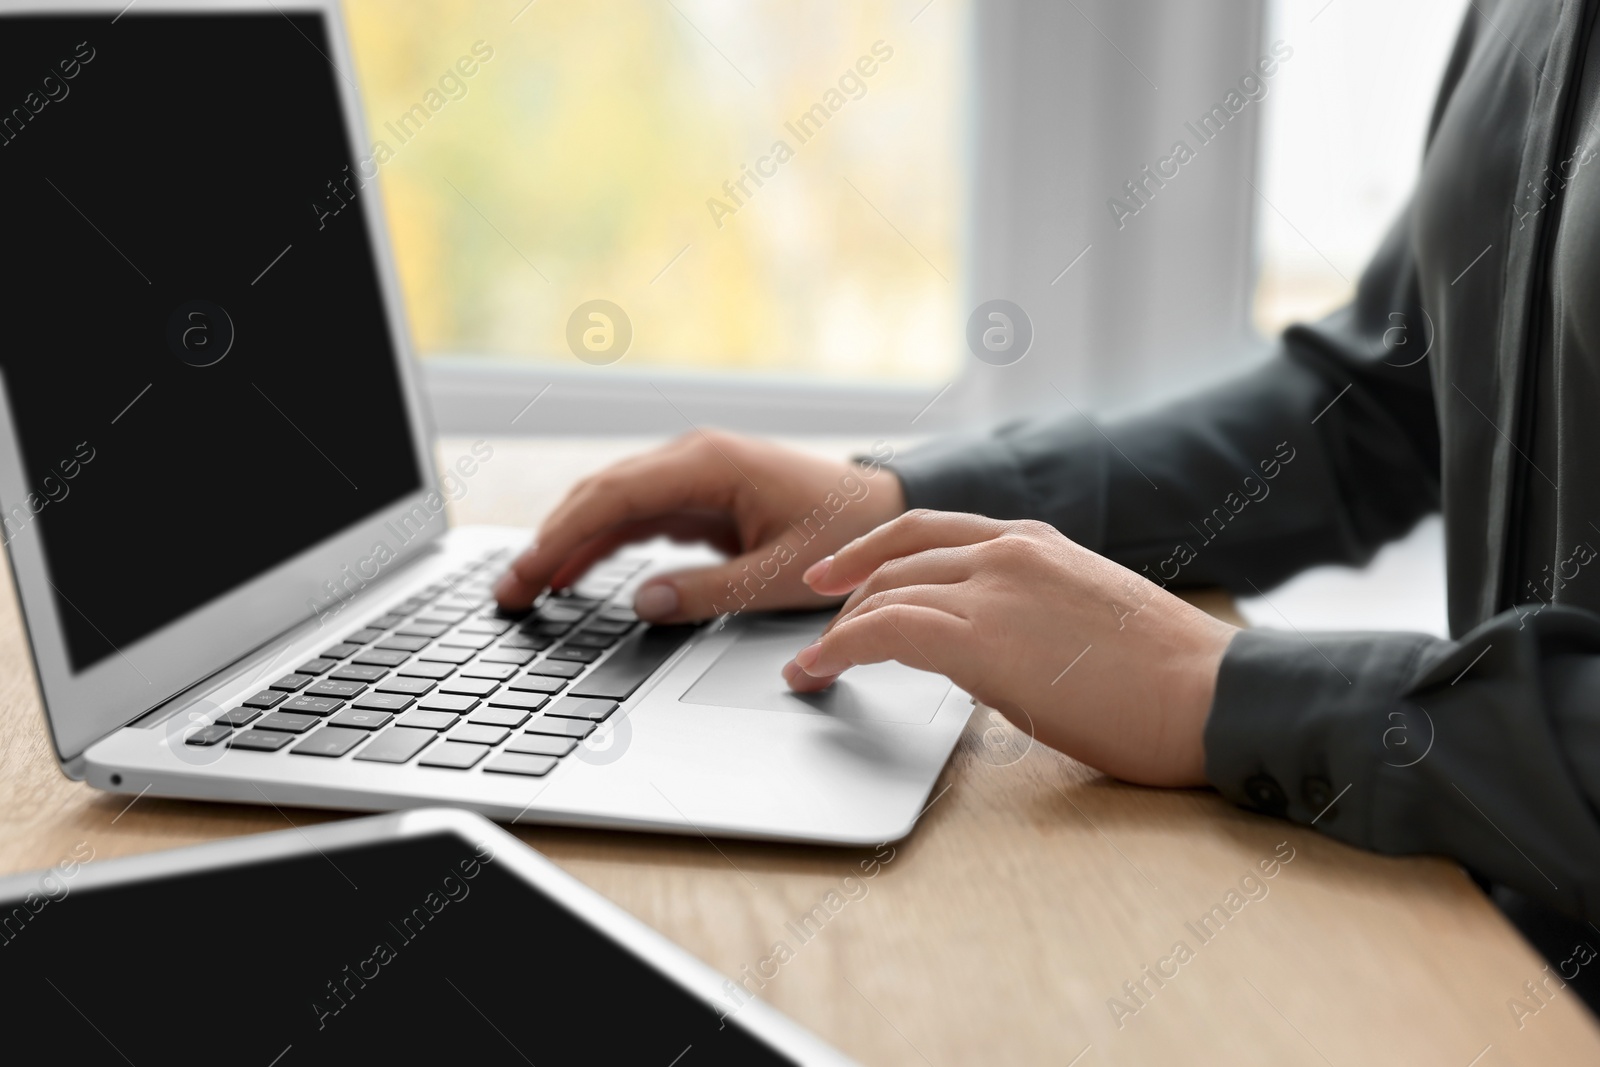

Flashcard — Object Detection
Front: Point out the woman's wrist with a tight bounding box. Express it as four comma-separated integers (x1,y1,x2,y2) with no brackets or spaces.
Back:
1159,614,1238,786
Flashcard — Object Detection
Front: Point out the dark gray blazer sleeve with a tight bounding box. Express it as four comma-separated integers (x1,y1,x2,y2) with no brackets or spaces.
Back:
1210,612,1600,921
888,201,1441,593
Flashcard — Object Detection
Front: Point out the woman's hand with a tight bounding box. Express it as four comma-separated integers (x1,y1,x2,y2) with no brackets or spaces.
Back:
493,432,905,623
783,510,1238,787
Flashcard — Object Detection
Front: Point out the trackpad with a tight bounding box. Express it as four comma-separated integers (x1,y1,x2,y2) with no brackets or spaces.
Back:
681,614,951,724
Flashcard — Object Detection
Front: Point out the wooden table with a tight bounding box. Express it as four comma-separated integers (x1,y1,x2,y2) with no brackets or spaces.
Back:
1,436,1596,1066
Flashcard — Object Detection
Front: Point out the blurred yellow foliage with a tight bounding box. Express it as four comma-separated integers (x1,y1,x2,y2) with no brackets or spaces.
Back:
343,0,967,383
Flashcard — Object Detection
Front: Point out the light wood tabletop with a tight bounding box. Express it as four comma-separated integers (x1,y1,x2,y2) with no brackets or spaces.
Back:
1,436,1596,1066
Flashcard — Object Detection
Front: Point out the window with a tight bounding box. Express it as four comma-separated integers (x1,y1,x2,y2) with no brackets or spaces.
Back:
1254,0,1471,335
344,0,968,385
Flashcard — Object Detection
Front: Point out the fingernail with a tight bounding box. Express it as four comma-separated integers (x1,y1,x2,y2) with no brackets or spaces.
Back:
794,641,823,672
633,582,679,621
492,573,519,601
802,555,834,586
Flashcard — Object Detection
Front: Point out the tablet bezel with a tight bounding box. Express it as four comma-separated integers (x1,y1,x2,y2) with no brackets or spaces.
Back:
0,0,446,764
0,808,856,1065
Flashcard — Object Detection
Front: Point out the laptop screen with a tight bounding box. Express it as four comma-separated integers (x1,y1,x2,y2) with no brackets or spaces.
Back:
0,11,423,673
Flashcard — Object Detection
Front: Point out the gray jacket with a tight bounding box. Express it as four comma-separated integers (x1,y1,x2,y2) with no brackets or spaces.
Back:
892,0,1600,922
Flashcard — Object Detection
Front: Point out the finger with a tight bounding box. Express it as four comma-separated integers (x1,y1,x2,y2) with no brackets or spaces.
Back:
791,603,968,680
493,438,739,606
803,510,1007,596
827,581,974,637
535,435,701,544
496,511,738,609
794,585,971,690
634,546,841,622
825,546,975,633
783,657,838,693
546,512,740,589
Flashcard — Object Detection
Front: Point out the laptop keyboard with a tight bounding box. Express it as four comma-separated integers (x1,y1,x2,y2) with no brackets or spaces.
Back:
182,548,699,778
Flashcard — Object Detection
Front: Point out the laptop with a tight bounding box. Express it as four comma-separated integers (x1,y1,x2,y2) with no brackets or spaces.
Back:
0,0,970,845
0,808,858,1064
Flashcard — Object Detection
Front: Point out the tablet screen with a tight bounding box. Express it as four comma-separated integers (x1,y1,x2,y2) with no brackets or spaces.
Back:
0,832,796,1065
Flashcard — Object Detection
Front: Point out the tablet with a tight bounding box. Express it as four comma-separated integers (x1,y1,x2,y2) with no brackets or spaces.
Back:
0,809,853,1065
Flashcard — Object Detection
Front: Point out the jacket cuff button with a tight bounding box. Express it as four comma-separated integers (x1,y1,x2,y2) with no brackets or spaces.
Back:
1302,775,1335,816
1244,774,1288,815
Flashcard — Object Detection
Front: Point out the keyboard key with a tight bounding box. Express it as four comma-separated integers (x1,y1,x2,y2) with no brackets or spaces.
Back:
418,693,480,713
395,710,461,731
449,724,510,746
320,642,361,660
397,620,449,638
329,709,394,730
377,635,431,652
468,706,529,728
330,664,388,683
523,716,595,739
480,647,538,665
347,627,385,644
438,677,499,697
484,753,559,777
307,679,366,699
269,674,314,692
506,734,577,757
546,646,600,664
352,649,411,668
599,607,636,622
563,632,617,650
241,689,287,709
530,621,573,637
457,618,512,635
397,661,456,679
354,727,435,764
419,742,489,769
508,674,566,695
499,632,552,651
417,607,469,624
544,697,618,721
376,676,436,696
584,619,634,636
459,661,517,680
438,630,494,650
487,690,549,711
537,604,588,623
255,711,322,734
184,724,234,746
352,693,415,713
215,707,261,727
372,613,408,629
291,727,369,757
526,659,584,679
394,598,429,614
296,657,338,675
419,645,475,664
230,729,296,751
550,593,604,610
282,694,343,716
570,625,698,701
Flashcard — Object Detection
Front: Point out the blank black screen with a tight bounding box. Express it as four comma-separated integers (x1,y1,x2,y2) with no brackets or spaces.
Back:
0,13,422,672
0,832,797,1065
